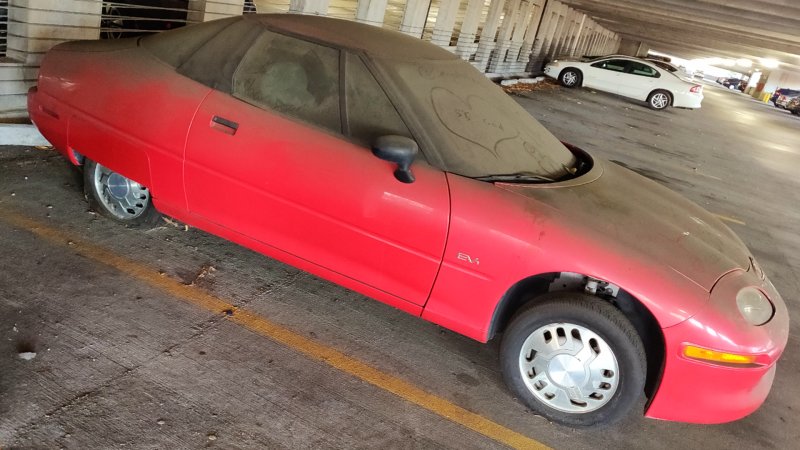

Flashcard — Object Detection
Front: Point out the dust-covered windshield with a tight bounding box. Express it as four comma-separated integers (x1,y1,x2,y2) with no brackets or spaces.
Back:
379,58,576,179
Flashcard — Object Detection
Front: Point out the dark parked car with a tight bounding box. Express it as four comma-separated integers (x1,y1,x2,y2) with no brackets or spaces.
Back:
721,78,743,90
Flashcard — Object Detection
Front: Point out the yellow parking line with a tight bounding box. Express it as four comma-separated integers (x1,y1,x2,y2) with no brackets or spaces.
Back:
0,209,549,450
712,213,746,226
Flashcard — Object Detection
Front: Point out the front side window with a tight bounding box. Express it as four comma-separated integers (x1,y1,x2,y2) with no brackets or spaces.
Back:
344,53,411,146
592,59,629,72
233,31,341,134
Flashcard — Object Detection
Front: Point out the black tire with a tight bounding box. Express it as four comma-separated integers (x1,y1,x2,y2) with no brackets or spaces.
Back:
559,68,582,88
647,90,671,110
500,292,646,427
83,159,161,227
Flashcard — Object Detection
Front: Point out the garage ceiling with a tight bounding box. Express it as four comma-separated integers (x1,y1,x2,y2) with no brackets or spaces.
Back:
559,0,800,71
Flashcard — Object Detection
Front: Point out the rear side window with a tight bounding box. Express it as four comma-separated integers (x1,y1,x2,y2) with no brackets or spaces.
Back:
592,59,629,72
629,62,659,78
177,19,263,93
140,16,240,68
344,53,411,146
233,31,341,134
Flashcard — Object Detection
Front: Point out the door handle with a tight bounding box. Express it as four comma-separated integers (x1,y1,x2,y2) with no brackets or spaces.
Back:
210,115,239,136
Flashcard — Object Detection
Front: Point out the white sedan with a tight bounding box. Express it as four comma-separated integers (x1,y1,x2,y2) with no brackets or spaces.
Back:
544,56,704,110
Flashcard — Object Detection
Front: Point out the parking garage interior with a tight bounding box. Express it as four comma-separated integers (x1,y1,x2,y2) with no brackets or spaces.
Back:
1,0,799,448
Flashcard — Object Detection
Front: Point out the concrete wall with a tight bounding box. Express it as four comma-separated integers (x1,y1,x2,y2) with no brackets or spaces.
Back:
0,0,620,119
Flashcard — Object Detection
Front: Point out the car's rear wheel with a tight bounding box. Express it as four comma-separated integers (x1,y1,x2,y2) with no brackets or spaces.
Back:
83,159,161,227
647,90,671,110
559,69,581,88
500,292,646,427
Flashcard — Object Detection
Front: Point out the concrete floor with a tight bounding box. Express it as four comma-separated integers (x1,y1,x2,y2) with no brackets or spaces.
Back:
0,82,798,449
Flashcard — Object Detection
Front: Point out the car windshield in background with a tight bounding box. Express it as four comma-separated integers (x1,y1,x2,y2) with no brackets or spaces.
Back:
378,58,576,180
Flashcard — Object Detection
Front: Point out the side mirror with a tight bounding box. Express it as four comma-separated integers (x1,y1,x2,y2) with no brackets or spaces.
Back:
371,135,418,183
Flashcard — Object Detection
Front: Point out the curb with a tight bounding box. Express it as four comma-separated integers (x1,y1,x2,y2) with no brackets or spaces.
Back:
0,124,51,146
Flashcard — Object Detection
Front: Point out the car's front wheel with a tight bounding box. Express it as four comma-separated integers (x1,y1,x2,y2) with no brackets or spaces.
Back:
559,69,582,88
500,293,646,427
647,90,671,110
83,159,161,227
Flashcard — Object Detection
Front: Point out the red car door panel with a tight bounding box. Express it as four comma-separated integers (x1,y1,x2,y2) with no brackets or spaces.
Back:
184,91,449,305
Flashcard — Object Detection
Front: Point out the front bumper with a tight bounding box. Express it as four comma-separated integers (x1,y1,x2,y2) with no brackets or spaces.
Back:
646,268,789,423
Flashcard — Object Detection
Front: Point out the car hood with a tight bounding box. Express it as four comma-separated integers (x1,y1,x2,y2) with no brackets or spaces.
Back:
497,160,751,291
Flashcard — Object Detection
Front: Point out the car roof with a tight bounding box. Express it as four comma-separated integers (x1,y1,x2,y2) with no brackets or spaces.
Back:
249,14,457,61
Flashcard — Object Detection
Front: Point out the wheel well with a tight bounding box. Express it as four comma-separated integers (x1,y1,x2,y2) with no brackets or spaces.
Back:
649,89,673,105
488,272,665,404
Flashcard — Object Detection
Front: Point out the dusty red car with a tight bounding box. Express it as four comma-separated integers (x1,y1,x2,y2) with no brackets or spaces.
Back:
28,14,788,427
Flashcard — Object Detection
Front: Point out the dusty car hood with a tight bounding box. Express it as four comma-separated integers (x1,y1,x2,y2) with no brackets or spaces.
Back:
498,160,750,291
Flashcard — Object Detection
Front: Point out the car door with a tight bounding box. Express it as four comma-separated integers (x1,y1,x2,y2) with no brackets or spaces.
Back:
183,30,450,307
584,59,629,93
618,61,661,100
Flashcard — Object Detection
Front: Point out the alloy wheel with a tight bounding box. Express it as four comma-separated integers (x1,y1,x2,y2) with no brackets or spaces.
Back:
91,163,151,220
518,322,620,413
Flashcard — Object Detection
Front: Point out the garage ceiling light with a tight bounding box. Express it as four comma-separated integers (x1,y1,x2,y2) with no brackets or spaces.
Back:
759,58,780,69
736,58,752,68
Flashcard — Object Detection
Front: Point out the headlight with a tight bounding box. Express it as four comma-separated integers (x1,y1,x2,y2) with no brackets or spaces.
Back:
736,287,774,326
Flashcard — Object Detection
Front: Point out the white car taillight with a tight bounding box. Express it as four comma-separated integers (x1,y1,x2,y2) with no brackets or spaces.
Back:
690,85,703,94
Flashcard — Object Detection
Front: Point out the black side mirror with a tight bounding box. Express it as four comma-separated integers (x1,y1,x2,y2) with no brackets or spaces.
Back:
371,135,418,183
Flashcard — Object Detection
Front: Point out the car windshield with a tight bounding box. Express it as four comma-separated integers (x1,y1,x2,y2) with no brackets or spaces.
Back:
377,58,576,180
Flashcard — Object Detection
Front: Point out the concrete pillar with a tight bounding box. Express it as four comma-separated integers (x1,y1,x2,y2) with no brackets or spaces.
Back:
558,10,579,57
356,0,388,26
473,0,507,71
190,0,245,22
588,30,600,56
528,0,560,71
545,5,567,58
399,0,432,38
455,0,487,60
505,0,535,69
568,14,586,56
551,11,571,57
430,0,461,47
6,0,102,64
289,0,329,14
488,0,521,73
518,2,546,64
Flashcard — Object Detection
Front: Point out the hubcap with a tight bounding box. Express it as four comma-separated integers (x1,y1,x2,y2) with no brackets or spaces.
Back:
651,93,669,109
563,72,578,86
92,163,150,220
518,323,619,413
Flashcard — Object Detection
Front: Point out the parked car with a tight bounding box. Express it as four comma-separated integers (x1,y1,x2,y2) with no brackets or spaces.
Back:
721,78,743,90
29,14,787,427
786,97,800,115
775,91,800,109
770,88,800,106
544,56,704,110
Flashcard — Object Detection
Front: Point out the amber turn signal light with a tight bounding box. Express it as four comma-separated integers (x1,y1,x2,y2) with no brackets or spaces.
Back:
683,345,760,367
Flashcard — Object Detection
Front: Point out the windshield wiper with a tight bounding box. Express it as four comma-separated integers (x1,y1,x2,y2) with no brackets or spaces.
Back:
475,172,555,183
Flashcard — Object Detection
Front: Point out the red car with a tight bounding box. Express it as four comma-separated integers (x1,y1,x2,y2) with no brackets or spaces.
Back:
28,14,788,427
